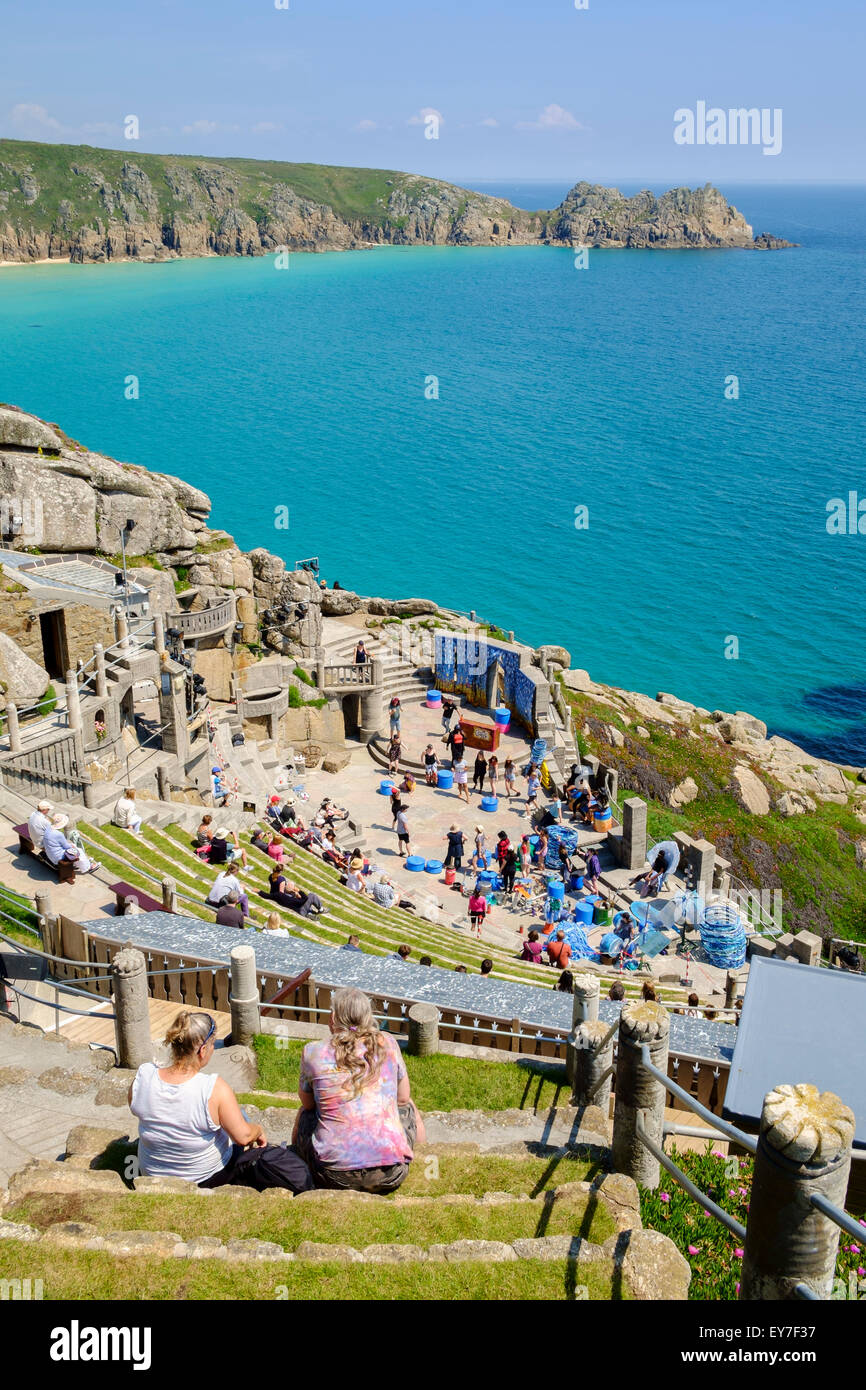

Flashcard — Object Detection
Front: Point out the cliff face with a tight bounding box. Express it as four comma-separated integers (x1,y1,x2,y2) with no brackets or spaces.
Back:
0,139,789,264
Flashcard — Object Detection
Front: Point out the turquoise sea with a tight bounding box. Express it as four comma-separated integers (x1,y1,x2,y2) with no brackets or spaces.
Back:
1,183,864,760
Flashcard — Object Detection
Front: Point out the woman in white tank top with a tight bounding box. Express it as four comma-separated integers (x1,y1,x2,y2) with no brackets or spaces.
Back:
129,1011,313,1192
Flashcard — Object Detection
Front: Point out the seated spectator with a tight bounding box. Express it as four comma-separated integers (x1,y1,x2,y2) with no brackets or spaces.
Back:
250,826,270,853
454,964,468,973
391,943,411,962
629,851,669,899
262,911,290,940
267,796,297,830
195,814,216,856
545,928,572,970
215,891,246,929
207,827,248,869
704,1007,718,1022
267,867,325,919
322,830,348,871
27,799,54,852
399,772,416,797
130,1010,313,1193
684,992,700,1017
319,798,349,825
371,877,397,909
608,981,625,1002
555,970,574,993
292,987,425,1194
346,862,367,894
418,956,432,967
341,934,362,952
207,864,250,917
43,814,100,874
266,834,286,865
113,786,143,834
641,982,658,1003
479,958,493,977
520,930,544,964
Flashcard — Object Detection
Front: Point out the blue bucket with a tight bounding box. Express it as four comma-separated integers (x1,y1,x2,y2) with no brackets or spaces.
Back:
481,795,498,812
547,881,565,901
426,689,442,705
494,706,510,726
405,855,426,872
436,768,454,789
425,859,443,874
574,900,595,925
379,779,395,795
569,873,585,891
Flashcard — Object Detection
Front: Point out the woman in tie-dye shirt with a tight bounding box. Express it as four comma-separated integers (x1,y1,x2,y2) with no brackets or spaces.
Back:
292,987,425,1194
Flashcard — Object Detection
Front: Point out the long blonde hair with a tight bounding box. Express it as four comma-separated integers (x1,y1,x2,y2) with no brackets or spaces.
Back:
330,987,385,1096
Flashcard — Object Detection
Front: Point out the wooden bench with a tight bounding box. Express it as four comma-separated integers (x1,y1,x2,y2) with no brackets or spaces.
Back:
108,880,166,916
13,823,76,883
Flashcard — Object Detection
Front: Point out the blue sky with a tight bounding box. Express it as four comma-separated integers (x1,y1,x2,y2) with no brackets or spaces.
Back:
2,0,862,184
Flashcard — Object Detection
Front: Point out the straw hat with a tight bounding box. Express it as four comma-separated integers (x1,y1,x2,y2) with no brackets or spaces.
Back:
51,813,69,829
216,826,229,838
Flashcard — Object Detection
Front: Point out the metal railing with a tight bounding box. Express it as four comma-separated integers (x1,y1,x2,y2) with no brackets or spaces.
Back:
632,1040,859,1301
77,615,156,697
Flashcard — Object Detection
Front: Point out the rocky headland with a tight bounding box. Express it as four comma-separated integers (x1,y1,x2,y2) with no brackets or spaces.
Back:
0,139,793,265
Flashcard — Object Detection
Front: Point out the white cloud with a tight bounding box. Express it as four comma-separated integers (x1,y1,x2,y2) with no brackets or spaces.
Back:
355,119,378,131
252,121,283,133
480,117,499,128
408,106,443,126
515,104,586,132
10,103,64,134
182,119,219,136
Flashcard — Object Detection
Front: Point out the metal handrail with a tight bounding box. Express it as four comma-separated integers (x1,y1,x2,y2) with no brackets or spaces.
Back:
810,1191,866,1244
1,977,116,1019
638,1043,757,1153
635,1112,747,1241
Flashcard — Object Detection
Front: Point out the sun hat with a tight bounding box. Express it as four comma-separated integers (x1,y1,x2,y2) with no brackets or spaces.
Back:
216,826,229,838
51,813,69,829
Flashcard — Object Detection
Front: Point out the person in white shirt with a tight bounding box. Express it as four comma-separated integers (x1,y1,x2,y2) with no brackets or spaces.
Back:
346,867,367,893
113,787,142,834
262,911,290,939
43,814,99,873
206,864,250,917
27,800,54,851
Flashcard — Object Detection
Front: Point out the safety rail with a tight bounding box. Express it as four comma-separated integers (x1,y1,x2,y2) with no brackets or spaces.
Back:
77,615,156,697
612,1032,861,1302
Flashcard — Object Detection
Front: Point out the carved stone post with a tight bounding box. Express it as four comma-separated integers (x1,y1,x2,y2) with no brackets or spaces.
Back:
5,701,21,753
229,943,260,1047
94,644,108,698
111,948,154,1069
611,1000,670,1188
566,972,600,1086
571,1018,615,1113
740,1083,855,1301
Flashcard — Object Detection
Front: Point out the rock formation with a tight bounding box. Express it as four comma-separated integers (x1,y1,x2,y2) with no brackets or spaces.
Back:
0,140,793,265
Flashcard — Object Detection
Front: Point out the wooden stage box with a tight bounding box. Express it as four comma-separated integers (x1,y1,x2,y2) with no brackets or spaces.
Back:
458,717,501,752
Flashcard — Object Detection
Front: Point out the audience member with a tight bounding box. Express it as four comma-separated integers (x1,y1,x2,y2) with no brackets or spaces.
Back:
43,814,100,874
341,934,362,952
215,891,246,929
27,799,54,851
520,930,543,964
608,982,625,1002
113,787,143,834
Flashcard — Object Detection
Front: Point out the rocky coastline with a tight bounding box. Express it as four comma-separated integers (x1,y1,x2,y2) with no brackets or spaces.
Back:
0,140,793,265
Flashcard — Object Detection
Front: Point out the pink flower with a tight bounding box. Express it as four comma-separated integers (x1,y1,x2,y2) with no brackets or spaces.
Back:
734,1248,744,1258
858,1267,865,1278
849,1244,861,1255
703,1209,711,1217
735,1283,741,1295
739,1187,748,1196
659,1192,670,1203
688,1245,700,1255
729,1189,737,1197
712,1151,724,1159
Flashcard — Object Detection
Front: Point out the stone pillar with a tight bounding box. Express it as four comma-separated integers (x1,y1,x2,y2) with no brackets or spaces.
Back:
407,1002,440,1056
115,609,130,653
622,797,648,871
35,889,53,924
82,776,95,810
740,1083,854,1301
725,971,740,1009
566,973,600,1085
267,711,279,743
689,839,716,896
359,686,382,741
65,670,82,732
571,1018,615,1112
156,764,171,803
161,876,177,913
229,943,260,1047
111,948,154,1070
5,701,21,753
316,659,326,689
611,1000,670,1188
159,668,191,762
94,644,108,698
152,612,165,657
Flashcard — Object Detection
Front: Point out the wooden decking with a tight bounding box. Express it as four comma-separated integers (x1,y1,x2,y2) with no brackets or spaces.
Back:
58,995,232,1049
